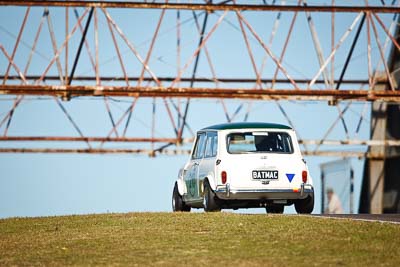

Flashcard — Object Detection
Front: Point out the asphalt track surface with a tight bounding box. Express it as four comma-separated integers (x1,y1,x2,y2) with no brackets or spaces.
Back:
313,214,400,224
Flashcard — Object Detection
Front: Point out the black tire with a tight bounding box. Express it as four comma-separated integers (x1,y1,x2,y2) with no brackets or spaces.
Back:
203,180,221,212
172,183,191,212
266,204,285,214
294,193,314,214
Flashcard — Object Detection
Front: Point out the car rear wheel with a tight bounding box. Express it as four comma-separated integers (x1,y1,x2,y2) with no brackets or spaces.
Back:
294,193,314,214
266,204,284,214
172,183,191,212
203,180,221,212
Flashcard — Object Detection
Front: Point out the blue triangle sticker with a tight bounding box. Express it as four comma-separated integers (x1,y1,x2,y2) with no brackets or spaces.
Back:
286,173,295,183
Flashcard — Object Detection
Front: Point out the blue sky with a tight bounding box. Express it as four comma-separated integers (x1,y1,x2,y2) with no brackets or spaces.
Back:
0,1,397,217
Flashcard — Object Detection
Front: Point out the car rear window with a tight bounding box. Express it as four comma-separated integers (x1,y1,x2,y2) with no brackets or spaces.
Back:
227,132,293,154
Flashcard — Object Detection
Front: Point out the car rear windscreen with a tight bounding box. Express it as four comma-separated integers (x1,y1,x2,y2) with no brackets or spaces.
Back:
227,132,293,154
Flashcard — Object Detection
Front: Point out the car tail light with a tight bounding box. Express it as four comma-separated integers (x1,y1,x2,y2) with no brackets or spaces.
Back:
221,171,227,184
302,170,307,183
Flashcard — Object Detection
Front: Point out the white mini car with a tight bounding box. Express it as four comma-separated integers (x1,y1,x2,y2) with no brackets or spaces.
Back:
172,122,314,214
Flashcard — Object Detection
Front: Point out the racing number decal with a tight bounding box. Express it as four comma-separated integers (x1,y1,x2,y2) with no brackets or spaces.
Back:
188,179,196,197
186,164,198,197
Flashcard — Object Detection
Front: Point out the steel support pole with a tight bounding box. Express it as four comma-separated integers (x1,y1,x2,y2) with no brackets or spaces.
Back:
68,8,94,87
321,171,325,214
369,101,386,214
335,13,366,90
350,168,354,214
178,10,209,140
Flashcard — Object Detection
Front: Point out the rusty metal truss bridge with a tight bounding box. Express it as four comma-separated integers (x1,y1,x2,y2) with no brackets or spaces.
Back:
0,0,399,158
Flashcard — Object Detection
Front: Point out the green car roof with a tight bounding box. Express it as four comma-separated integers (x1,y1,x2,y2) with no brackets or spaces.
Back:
202,122,292,131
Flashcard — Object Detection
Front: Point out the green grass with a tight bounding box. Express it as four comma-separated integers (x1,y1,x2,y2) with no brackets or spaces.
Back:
0,213,399,266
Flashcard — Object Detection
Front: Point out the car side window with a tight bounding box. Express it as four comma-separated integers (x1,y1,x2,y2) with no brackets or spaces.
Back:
211,133,218,157
192,133,207,159
205,132,217,158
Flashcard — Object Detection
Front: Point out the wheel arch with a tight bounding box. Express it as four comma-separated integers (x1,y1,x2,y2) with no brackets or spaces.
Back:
204,173,217,191
176,179,186,196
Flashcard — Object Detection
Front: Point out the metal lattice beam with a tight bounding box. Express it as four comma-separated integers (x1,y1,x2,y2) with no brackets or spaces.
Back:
0,1,399,13
1,75,377,85
1,84,400,102
2,136,400,146
0,148,388,160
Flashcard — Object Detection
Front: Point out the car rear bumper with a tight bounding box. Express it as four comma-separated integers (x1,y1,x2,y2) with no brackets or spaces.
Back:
214,183,314,200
